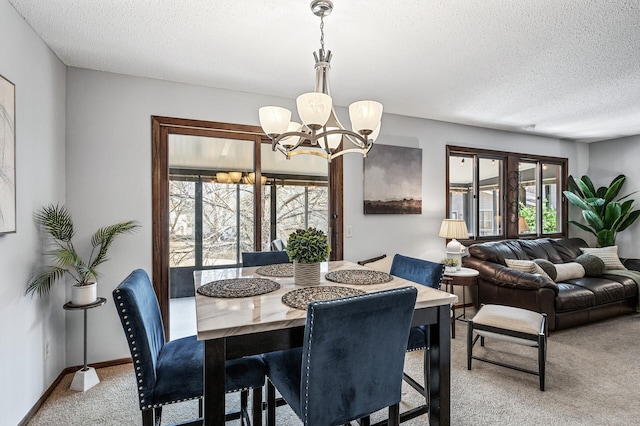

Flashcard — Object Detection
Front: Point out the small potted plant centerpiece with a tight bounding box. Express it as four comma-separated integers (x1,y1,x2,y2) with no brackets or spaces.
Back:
286,227,331,286
26,204,140,305
441,258,459,273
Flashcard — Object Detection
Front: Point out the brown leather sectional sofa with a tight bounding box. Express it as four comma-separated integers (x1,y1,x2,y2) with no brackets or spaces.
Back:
463,237,639,331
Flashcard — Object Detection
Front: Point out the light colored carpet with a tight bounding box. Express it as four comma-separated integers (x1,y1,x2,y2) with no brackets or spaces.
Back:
28,311,640,425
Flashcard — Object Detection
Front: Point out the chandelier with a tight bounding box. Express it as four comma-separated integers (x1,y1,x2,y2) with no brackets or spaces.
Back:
258,0,383,163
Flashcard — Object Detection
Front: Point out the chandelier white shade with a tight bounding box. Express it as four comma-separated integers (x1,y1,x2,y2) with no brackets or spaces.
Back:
258,0,383,162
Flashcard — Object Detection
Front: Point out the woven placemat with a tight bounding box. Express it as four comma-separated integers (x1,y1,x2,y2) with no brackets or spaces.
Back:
281,286,366,310
324,269,394,285
197,278,280,298
255,263,293,277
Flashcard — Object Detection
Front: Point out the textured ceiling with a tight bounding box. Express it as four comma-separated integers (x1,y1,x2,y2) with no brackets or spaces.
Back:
9,0,640,142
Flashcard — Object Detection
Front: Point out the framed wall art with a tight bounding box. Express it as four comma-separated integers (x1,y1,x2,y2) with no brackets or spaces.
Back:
363,143,422,214
0,74,16,234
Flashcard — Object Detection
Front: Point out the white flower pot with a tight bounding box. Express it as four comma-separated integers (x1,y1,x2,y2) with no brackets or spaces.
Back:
294,261,321,286
71,282,98,305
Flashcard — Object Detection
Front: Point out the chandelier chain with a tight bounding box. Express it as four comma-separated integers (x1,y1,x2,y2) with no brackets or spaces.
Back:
320,15,325,52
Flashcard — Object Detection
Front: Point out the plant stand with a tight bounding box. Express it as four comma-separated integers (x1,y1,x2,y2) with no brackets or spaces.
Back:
63,297,107,392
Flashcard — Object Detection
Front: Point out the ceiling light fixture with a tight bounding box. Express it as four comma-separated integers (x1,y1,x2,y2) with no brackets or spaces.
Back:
258,0,383,163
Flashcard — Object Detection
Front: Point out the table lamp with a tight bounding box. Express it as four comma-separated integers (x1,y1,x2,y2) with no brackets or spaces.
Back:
439,219,469,271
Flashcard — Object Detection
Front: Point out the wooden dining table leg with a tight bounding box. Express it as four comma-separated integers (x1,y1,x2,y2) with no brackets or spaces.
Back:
204,338,226,426
429,304,451,426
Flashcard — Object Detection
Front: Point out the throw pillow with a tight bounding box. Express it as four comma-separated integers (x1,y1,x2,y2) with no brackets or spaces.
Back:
554,262,586,282
579,246,627,270
575,253,606,277
532,258,557,281
364,255,394,273
504,259,551,280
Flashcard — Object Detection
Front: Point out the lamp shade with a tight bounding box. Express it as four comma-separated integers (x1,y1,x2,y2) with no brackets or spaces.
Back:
278,121,302,147
518,216,530,232
320,127,342,151
349,100,383,134
216,172,230,184
259,106,291,135
296,92,332,129
438,219,469,240
228,172,242,183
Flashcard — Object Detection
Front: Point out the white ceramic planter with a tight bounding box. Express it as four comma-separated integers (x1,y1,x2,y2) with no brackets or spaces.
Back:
71,282,98,305
294,261,321,286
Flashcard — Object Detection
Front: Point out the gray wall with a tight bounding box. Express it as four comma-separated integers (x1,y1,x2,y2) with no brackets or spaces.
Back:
0,1,67,424
587,136,640,257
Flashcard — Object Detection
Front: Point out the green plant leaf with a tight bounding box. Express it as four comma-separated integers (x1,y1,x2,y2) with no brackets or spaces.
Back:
567,175,584,198
568,220,597,236
597,229,616,247
35,204,75,242
617,209,640,232
583,210,604,231
603,202,621,228
577,177,595,198
26,266,68,297
603,175,625,203
89,220,140,270
285,227,330,263
563,191,592,211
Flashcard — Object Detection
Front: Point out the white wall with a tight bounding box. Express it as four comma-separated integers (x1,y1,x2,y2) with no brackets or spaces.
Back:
0,1,67,424
65,68,591,367
587,135,640,258
343,114,590,262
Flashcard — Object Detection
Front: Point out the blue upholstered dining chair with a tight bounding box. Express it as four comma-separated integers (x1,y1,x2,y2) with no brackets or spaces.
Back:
113,269,266,426
242,250,290,267
389,254,445,412
262,286,418,426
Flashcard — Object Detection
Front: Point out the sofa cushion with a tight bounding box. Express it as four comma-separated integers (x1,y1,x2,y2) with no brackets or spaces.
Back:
555,283,595,312
518,238,563,263
505,259,551,280
567,277,628,305
532,259,557,281
468,240,528,265
554,262,585,282
575,253,606,277
550,238,589,262
580,246,627,270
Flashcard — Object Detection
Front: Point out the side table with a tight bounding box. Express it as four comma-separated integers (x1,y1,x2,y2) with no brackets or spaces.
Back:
63,297,107,391
442,267,479,339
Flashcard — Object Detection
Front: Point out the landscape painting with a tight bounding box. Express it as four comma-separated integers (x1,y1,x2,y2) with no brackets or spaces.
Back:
0,74,15,234
363,144,422,214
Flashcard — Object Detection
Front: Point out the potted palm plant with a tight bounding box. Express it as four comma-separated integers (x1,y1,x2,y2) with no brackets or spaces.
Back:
286,227,330,286
26,204,140,305
563,174,640,247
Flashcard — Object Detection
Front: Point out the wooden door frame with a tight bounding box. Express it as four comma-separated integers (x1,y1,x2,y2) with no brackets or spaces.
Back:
151,116,343,337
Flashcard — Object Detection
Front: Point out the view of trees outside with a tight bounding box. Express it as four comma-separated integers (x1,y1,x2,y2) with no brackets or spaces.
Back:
274,185,328,245
520,199,558,234
169,178,328,268
169,180,196,267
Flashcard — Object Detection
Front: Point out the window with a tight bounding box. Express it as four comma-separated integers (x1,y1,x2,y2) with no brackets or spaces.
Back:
152,116,343,337
167,134,330,298
446,145,567,241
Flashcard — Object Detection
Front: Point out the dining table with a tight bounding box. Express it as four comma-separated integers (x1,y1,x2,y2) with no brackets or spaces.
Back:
193,260,458,426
